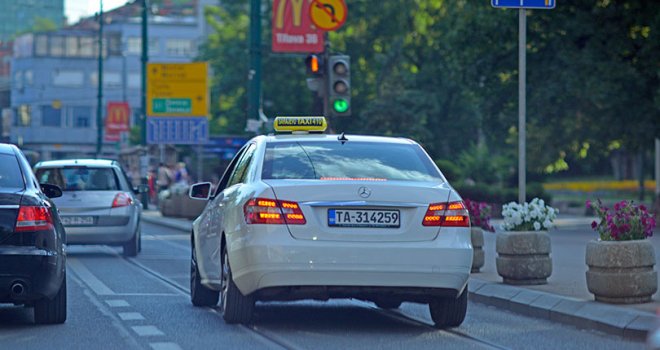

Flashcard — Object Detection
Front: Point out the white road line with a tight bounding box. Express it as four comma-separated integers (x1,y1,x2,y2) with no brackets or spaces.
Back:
118,312,145,321
106,299,130,307
68,258,116,295
150,342,183,350
132,325,165,337
143,234,189,241
115,293,179,297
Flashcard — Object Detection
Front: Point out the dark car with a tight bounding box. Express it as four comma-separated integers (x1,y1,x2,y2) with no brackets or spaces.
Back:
0,143,66,324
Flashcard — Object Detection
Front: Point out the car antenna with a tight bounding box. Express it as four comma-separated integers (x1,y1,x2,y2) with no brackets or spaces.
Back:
338,132,348,144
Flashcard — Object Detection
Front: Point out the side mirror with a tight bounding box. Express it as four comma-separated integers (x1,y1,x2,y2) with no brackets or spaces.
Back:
189,182,212,200
41,183,63,199
134,184,149,194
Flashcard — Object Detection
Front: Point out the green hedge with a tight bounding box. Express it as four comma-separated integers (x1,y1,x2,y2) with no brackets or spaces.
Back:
453,182,552,205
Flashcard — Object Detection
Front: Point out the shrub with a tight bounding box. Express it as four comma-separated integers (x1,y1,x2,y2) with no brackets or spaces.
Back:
502,198,558,231
587,199,656,241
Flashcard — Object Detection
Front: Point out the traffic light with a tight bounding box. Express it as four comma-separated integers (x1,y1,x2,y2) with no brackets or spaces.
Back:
305,54,323,76
327,55,350,117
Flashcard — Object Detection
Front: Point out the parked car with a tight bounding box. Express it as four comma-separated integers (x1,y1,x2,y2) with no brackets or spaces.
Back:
34,159,144,257
0,143,66,324
188,117,472,328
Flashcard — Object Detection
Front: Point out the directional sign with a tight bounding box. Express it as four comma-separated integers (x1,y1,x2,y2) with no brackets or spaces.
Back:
146,117,209,145
309,0,348,31
491,0,555,9
147,62,208,117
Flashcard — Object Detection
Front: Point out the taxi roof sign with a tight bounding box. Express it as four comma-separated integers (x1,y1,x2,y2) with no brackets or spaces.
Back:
274,116,327,133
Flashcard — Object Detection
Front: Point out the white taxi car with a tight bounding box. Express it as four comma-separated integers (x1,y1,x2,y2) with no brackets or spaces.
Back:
188,117,472,328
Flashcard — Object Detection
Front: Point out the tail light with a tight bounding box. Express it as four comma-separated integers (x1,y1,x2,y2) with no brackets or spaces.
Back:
112,193,133,208
15,206,54,232
422,201,470,227
244,198,306,225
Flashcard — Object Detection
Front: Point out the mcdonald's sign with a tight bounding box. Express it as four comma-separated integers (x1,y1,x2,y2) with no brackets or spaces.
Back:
105,101,130,142
272,0,324,53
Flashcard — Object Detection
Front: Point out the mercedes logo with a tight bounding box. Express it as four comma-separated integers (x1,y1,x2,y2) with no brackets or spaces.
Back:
358,186,371,198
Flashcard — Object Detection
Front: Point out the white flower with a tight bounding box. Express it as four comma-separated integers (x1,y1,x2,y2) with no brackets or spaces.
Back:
533,221,541,231
543,219,553,229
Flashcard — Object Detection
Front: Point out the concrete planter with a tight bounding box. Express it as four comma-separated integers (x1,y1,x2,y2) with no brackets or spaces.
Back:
471,227,485,273
496,231,552,285
586,240,657,304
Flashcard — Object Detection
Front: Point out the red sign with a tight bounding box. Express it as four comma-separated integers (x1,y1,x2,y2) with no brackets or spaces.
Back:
105,102,130,142
272,0,324,53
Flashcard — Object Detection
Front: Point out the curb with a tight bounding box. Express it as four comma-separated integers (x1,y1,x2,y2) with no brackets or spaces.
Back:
140,211,653,342
468,277,653,342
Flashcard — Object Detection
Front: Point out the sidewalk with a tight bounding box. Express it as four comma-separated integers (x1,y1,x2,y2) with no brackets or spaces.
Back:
142,210,656,341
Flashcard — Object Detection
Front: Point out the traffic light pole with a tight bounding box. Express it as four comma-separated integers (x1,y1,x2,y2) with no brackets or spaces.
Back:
95,0,104,158
140,0,150,209
518,8,527,204
247,0,261,124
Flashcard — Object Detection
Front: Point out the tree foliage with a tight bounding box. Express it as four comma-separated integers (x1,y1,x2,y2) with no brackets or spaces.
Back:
200,0,659,176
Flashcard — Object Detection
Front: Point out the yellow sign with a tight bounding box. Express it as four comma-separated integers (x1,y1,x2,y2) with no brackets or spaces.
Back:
147,62,208,117
274,116,327,132
309,0,347,31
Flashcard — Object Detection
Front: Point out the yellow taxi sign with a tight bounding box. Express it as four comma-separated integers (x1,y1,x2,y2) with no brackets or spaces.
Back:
274,116,327,133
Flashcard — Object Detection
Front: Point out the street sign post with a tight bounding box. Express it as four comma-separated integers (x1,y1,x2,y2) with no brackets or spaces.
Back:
491,0,555,9
491,1,555,203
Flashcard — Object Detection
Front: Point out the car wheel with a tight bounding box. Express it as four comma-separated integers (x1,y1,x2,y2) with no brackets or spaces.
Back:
34,275,67,324
220,245,254,324
123,227,140,257
190,239,219,307
375,300,402,309
429,287,468,329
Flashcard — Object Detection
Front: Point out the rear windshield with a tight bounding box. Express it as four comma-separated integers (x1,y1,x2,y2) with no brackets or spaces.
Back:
36,167,119,191
262,141,442,182
0,154,25,189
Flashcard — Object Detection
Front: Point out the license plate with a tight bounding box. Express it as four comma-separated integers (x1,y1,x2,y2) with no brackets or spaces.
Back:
60,216,94,226
328,209,400,228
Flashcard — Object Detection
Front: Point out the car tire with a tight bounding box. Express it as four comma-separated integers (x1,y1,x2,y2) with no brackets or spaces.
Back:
375,300,402,309
190,240,219,307
123,227,140,257
220,245,254,324
429,287,467,329
34,275,67,324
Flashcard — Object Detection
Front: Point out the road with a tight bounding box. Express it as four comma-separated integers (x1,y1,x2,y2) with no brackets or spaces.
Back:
0,222,645,349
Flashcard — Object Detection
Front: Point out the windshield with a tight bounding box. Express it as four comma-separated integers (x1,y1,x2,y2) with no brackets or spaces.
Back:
36,167,119,191
261,141,442,182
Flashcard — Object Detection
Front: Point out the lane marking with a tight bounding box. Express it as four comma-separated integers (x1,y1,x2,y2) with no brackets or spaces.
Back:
68,258,116,295
106,300,130,307
150,343,183,350
132,325,165,337
118,312,146,321
144,234,189,241
115,293,179,297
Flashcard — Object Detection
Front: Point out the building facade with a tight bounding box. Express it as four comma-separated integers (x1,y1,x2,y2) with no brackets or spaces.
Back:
9,1,210,160
0,0,65,42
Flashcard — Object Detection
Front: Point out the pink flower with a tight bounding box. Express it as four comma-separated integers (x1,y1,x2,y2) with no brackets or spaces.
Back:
585,200,592,209
591,221,598,229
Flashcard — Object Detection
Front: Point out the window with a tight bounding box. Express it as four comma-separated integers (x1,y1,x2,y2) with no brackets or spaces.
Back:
24,70,33,86
72,106,91,128
65,36,80,57
128,73,140,89
35,35,48,56
50,36,64,57
14,70,22,89
262,142,443,182
127,37,159,56
166,39,194,57
227,144,256,187
0,154,24,189
53,70,84,87
41,105,62,127
18,105,31,126
79,37,94,57
36,167,119,191
104,72,121,87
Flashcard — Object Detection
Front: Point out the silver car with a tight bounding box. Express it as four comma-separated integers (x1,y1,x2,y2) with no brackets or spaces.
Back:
34,159,143,256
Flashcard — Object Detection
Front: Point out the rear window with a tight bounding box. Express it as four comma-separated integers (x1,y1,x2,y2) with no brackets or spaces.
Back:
262,141,442,182
36,167,119,191
0,154,25,189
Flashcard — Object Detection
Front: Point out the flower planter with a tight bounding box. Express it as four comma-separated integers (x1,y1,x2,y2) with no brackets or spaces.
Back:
496,231,552,285
471,227,484,273
586,240,657,304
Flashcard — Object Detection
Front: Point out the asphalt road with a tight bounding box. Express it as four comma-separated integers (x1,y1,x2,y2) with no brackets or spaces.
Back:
0,222,646,349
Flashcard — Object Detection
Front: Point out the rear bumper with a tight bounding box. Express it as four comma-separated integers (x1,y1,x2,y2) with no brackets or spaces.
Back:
0,247,64,303
224,228,472,300
65,215,138,245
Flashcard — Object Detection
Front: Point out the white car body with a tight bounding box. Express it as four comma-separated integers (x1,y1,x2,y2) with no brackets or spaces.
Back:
192,134,472,307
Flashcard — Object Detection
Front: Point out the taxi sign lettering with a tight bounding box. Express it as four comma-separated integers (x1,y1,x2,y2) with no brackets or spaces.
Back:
274,116,327,132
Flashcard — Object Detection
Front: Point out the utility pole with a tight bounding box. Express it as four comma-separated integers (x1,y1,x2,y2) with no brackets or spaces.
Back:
140,0,150,209
247,0,261,124
517,8,526,204
95,0,104,158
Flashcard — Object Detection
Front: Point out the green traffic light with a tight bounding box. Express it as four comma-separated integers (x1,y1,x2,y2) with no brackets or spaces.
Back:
333,99,349,113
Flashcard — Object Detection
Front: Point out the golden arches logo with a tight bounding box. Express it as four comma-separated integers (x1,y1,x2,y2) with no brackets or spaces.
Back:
275,0,305,29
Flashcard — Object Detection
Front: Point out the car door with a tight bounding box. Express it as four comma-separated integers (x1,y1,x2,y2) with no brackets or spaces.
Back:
196,144,253,285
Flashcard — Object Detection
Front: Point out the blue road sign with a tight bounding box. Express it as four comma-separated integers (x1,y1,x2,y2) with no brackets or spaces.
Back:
146,117,209,145
491,0,555,9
